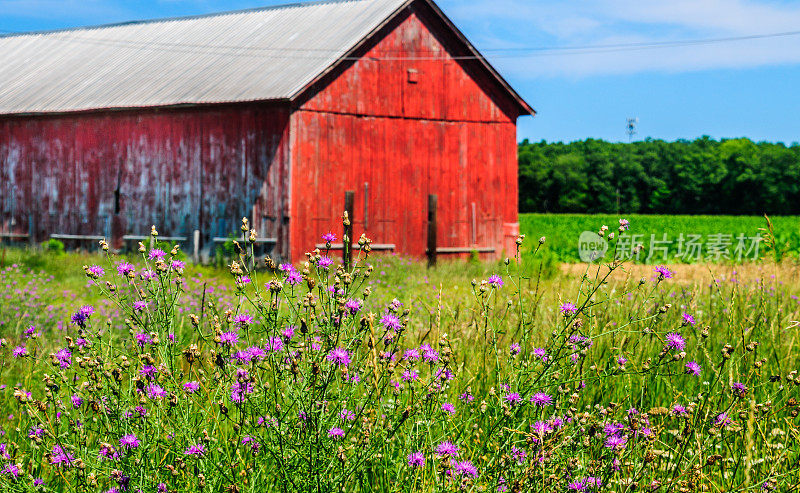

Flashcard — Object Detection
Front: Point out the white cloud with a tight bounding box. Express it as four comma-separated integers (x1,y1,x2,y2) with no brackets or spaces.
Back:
442,0,800,77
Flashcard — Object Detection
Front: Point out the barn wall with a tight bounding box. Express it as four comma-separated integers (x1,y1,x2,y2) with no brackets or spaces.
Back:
290,7,520,261
0,103,291,257
290,111,517,260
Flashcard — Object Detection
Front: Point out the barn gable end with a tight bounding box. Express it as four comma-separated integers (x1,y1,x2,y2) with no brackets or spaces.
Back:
294,1,528,122
289,0,525,260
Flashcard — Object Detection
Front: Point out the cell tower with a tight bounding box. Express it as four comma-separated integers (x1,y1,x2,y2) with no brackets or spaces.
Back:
626,117,638,142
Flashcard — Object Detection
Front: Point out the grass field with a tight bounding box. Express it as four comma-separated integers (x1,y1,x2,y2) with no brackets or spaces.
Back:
520,213,800,263
1,218,800,491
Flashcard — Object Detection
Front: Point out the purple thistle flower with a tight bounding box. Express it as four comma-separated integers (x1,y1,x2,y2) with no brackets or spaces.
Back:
146,384,167,399
134,332,152,347
434,367,454,381
140,364,158,379
511,446,527,464
265,337,284,352
452,460,478,478
560,302,578,316
604,435,628,450
665,332,686,351
380,314,402,331
117,262,135,276
732,382,747,397
219,331,238,346
619,218,630,231
55,348,72,368
672,404,688,416
685,361,702,376
133,301,147,312
12,346,27,358
171,260,186,271
326,348,351,367
653,265,673,279
421,345,439,363
285,270,303,286
86,265,104,278
230,381,254,403
281,325,296,342
321,232,337,243
70,305,94,328
532,347,548,361
344,298,362,315
233,314,253,327
510,343,521,356
403,348,421,361
441,402,456,414
119,434,140,450
328,427,345,439
183,444,205,457
183,381,200,393
71,394,83,409
682,312,696,326
488,275,503,288
401,369,419,382
147,249,166,260
407,451,425,467
2,463,20,477
505,393,522,405
531,421,552,436
715,412,732,428
435,441,459,457
530,393,553,407
317,256,334,270
50,444,76,467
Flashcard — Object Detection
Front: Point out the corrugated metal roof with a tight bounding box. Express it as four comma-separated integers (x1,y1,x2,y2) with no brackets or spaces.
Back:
0,0,410,115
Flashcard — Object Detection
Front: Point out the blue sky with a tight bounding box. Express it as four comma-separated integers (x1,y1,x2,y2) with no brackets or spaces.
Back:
2,0,799,144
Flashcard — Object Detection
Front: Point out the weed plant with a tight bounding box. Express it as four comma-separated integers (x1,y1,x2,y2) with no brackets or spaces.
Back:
0,219,798,491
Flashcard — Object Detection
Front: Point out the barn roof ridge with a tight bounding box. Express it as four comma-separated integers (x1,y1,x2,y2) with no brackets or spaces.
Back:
0,0,376,40
0,0,533,116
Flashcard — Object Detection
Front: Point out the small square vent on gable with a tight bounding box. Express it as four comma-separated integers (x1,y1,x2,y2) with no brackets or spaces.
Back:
407,68,419,84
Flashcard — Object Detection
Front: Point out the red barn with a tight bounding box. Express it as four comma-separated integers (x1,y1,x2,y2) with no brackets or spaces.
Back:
0,0,533,261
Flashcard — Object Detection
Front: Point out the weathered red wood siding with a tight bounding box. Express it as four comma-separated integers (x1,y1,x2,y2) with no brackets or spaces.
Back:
0,103,291,257
290,5,521,261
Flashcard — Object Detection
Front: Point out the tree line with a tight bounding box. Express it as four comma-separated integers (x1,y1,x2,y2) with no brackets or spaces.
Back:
518,137,800,215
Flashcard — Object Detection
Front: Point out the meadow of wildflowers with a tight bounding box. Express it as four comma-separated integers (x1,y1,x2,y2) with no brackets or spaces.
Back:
0,218,799,492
